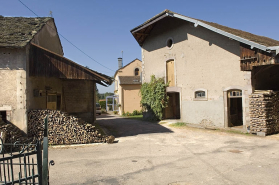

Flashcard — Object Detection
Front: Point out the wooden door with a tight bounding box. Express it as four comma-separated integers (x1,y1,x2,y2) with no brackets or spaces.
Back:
166,60,175,87
47,94,57,110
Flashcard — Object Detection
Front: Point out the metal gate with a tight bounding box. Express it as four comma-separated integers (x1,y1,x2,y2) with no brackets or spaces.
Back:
0,116,52,185
0,140,42,185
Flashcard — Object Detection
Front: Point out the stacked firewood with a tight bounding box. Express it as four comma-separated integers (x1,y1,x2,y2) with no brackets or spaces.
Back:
249,90,279,135
0,115,33,145
28,110,114,145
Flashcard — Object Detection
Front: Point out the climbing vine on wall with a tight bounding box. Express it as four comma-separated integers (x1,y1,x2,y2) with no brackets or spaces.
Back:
140,75,169,120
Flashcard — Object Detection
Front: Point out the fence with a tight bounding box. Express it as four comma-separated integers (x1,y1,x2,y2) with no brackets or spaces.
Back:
0,140,42,185
0,115,51,185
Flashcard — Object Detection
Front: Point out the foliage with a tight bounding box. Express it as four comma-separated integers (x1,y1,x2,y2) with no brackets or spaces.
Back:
99,99,116,109
98,92,114,100
99,101,106,109
122,110,142,116
140,75,169,120
113,111,118,115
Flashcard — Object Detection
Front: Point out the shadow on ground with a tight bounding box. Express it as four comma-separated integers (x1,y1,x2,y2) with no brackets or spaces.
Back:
96,114,173,137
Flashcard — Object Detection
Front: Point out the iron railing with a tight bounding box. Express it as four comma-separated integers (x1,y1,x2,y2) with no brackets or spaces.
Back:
0,140,42,185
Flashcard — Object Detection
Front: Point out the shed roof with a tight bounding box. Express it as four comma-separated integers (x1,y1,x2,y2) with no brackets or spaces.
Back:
119,76,141,85
0,16,52,47
131,10,279,53
30,44,113,86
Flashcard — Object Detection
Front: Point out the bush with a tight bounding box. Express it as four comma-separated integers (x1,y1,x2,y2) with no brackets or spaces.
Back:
132,110,139,115
99,101,106,109
113,111,118,115
140,75,169,120
99,99,117,109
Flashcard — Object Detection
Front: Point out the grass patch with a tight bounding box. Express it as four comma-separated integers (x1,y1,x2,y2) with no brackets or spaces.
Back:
218,129,251,136
123,115,143,120
169,122,188,127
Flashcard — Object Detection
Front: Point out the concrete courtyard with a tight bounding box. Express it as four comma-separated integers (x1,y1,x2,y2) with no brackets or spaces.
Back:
49,114,279,185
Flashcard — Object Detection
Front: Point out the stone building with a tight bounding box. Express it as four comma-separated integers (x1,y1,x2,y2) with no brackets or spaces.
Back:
114,58,142,115
131,10,279,129
0,17,112,132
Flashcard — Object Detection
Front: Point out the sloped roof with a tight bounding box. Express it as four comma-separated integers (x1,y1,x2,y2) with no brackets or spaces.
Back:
131,10,279,52
119,76,141,85
114,58,141,78
30,44,113,86
0,16,52,47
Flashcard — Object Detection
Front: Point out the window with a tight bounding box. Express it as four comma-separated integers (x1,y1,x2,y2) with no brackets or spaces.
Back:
194,89,207,101
135,68,139,76
228,90,242,98
166,37,174,49
195,91,205,98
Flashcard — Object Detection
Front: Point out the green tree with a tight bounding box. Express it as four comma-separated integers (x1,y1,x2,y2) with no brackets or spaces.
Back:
140,75,169,120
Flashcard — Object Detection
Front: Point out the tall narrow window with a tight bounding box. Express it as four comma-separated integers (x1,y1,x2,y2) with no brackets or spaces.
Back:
135,68,139,76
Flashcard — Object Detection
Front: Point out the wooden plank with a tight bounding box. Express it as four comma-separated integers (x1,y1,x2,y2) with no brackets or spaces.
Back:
166,60,175,87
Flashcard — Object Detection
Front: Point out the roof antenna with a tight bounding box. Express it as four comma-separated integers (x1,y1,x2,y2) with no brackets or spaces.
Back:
49,11,53,18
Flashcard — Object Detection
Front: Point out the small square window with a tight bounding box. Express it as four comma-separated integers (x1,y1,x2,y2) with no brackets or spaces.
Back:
195,91,205,98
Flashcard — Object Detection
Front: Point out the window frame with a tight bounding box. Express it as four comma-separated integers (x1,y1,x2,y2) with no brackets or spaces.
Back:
193,88,208,101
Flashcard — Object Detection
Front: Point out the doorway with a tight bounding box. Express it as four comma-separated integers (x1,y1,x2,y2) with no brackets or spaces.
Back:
228,90,243,127
166,60,175,87
165,92,180,119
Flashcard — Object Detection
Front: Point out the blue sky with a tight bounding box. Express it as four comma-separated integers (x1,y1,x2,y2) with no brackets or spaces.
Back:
1,0,279,93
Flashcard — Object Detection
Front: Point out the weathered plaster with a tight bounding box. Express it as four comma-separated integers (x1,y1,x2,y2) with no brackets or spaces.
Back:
142,17,252,127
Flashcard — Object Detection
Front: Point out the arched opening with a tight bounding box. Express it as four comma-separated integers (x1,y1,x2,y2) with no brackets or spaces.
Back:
135,68,139,76
227,90,243,127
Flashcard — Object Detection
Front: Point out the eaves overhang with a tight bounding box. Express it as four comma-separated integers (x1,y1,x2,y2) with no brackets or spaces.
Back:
131,11,279,55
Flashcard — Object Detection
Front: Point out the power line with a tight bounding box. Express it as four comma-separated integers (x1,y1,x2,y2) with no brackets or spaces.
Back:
18,0,115,72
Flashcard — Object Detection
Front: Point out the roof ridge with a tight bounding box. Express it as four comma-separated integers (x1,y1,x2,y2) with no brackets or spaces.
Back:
131,10,279,49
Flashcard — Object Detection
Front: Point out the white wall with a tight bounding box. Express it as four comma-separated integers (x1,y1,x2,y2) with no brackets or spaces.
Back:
142,17,252,127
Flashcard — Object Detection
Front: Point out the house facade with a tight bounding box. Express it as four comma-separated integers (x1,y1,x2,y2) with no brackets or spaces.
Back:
114,58,142,115
131,10,279,129
0,17,112,132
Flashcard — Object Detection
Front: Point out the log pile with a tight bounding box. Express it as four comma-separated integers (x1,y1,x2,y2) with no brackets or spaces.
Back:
249,90,279,135
28,110,113,145
0,115,32,145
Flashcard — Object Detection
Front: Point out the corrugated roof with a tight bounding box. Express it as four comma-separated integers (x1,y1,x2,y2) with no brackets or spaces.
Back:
0,17,52,47
119,76,141,85
131,9,279,48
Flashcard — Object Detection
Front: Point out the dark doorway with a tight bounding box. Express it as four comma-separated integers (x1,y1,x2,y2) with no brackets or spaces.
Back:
165,92,180,119
0,111,7,123
228,90,243,127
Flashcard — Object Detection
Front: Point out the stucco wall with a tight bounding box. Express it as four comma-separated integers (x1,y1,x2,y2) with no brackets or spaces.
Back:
122,84,141,114
114,59,142,115
142,17,252,127
117,59,142,77
31,19,63,55
0,48,27,132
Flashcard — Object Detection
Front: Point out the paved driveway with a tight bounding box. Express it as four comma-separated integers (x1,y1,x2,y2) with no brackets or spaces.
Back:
49,114,279,185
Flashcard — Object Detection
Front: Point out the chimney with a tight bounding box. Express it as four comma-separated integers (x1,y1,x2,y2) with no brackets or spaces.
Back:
118,58,123,69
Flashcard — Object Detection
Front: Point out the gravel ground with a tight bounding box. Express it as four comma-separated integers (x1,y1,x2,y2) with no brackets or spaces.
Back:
49,114,279,185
